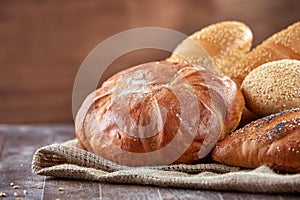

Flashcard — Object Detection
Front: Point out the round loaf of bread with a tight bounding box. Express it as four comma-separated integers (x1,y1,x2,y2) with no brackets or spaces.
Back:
75,61,244,166
241,59,300,116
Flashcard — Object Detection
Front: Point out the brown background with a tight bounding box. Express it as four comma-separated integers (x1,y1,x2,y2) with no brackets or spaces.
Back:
0,0,299,123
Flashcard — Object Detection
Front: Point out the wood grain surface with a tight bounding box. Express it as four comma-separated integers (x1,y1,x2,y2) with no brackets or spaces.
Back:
0,0,300,123
0,124,299,199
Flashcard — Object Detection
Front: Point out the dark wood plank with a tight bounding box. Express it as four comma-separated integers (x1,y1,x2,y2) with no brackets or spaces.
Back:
0,134,5,158
0,125,74,199
43,179,100,200
157,188,223,200
101,183,161,200
1,125,300,199
0,125,51,199
219,192,300,200
157,187,300,200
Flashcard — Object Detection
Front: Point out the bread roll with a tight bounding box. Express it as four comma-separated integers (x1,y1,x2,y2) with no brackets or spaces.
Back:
212,108,300,173
75,61,244,166
241,59,300,117
231,21,300,86
166,21,253,76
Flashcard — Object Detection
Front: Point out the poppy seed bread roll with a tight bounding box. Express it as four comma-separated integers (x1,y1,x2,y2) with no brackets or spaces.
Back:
75,61,244,166
166,21,253,76
212,108,300,173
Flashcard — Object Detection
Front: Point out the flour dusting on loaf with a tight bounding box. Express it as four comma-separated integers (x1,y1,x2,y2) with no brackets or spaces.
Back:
75,61,244,166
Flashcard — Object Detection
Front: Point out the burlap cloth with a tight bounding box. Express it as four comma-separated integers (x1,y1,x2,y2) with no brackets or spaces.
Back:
32,139,300,193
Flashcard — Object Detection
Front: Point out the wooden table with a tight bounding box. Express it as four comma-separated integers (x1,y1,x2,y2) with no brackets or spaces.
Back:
0,125,299,199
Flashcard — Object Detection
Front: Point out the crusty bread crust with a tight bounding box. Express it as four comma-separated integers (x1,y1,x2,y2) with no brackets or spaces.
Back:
75,61,244,166
212,108,300,173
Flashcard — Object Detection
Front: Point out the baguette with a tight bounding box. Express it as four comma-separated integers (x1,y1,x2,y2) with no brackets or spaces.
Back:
166,21,253,76
212,108,300,173
231,21,300,86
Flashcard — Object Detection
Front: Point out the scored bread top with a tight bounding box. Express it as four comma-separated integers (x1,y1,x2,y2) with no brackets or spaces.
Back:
75,61,244,166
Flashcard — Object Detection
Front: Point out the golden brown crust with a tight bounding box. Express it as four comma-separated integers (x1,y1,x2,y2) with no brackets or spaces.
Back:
75,61,244,166
241,59,300,117
232,21,300,86
212,108,300,173
166,21,253,76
